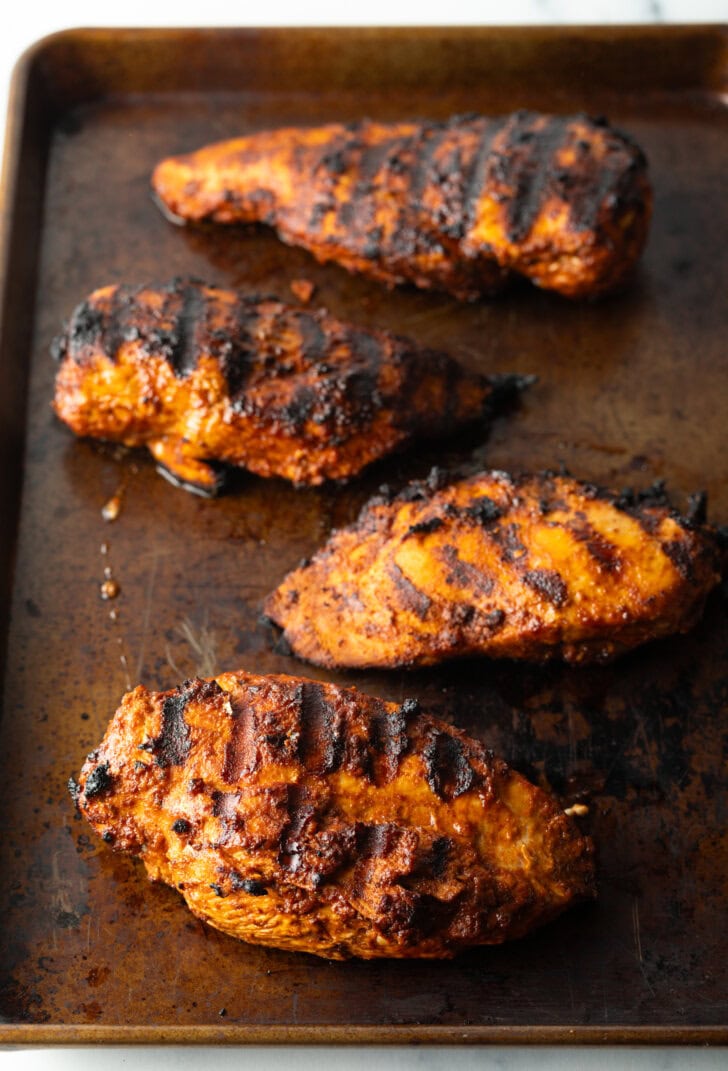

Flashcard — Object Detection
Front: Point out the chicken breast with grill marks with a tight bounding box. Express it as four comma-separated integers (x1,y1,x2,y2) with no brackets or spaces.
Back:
72,671,595,960
264,470,723,668
152,111,651,300
52,280,523,494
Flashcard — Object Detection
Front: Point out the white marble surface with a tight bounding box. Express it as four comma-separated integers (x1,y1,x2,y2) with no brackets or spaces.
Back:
4,1046,728,1069
1,2,726,1069
3,1046,728,1069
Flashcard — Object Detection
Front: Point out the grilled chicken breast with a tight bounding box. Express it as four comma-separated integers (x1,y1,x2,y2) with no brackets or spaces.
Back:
265,470,722,668
152,111,651,300
52,280,522,493
72,671,595,959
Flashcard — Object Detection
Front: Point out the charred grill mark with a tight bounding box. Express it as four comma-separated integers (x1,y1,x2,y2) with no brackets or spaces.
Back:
385,125,447,259
298,681,345,775
168,283,206,378
100,286,132,364
148,680,215,768
355,822,399,862
464,117,508,237
570,520,623,573
428,835,453,879
222,693,259,781
564,148,611,232
439,544,494,596
359,137,397,185
279,783,315,876
370,698,414,782
523,568,569,607
428,132,473,238
426,125,483,245
568,128,646,232
410,123,449,203
211,789,241,820
662,540,694,581
220,298,258,404
422,729,478,800
388,561,432,619
131,289,182,368
503,114,570,243
358,823,389,858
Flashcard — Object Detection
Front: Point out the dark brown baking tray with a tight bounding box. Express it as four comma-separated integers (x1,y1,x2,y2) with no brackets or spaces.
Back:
1,25,727,1046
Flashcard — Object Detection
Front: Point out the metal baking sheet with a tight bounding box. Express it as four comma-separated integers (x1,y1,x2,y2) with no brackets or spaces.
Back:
0,26,726,1045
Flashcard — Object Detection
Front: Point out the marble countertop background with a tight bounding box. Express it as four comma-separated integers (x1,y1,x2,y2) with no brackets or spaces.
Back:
1,2,725,1069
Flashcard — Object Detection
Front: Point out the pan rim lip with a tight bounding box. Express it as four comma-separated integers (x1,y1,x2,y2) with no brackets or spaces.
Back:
1,1022,728,1044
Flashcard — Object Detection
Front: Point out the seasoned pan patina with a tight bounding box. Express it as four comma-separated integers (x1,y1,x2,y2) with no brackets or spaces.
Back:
0,26,727,1046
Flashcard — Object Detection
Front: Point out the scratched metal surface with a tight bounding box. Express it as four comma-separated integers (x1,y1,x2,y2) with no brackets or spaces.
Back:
0,28,726,1044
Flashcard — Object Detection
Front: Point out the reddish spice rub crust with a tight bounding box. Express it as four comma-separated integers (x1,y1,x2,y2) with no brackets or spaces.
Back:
152,111,652,300
264,471,723,668
52,279,526,494
72,671,595,959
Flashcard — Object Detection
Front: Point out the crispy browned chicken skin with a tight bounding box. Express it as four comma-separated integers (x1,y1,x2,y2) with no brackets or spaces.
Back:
152,112,652,300
72,671,595,959
265,471,723,668
52,280,521,493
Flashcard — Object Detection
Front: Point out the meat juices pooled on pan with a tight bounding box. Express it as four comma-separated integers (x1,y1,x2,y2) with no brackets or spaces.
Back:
72,671,595,960
152,112,652,300
265,471,723,669
52,280,526,494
